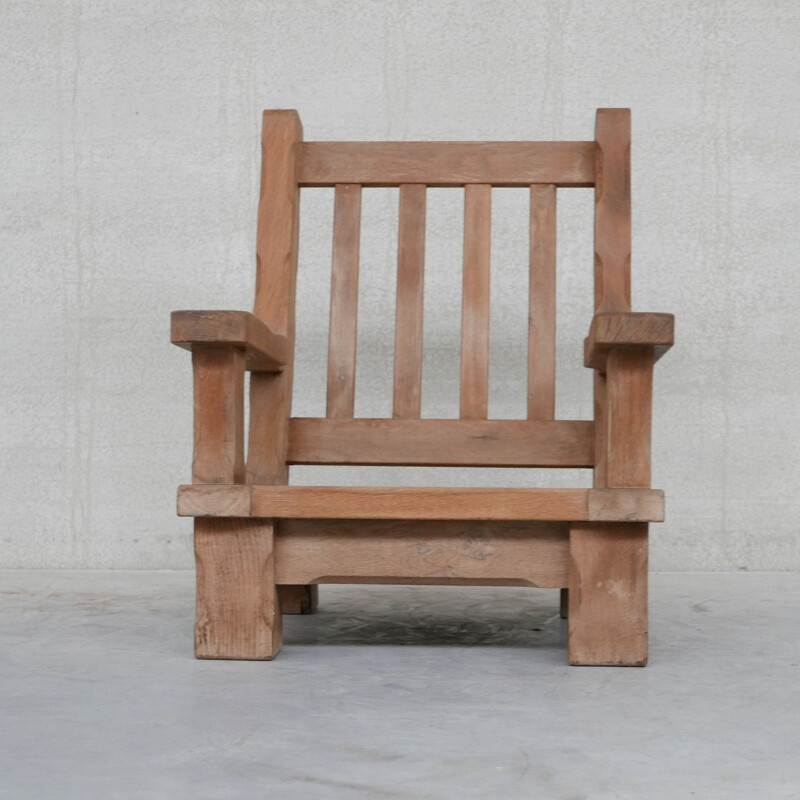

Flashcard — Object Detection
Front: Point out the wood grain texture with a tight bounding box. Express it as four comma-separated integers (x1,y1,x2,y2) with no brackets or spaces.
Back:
605,348,654,488
584,311,674,371
594,109,631,313
172,310,288,372
275,519,569,587
461,184,491,419
179,485,664,522
393,184,426,418
568,522,648,665
248,110,302,486
528,184,557,419
299,141,596,187
194,518,282,660
327,184,362,418
593,371,608,488
287,418,594,467
191,347,245,484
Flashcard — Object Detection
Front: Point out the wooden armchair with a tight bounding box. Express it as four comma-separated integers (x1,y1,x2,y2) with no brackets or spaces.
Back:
172,108,673,666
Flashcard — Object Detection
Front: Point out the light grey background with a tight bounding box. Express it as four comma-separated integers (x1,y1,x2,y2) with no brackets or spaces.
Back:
2,0,798,570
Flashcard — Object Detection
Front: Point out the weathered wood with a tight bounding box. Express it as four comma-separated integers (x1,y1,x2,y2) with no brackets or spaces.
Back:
299,141,596,187
287,418,594,467
248,109,302,486
585,311,674,371
194,518,282,659
393,184,426,418
461,184,491,419
172,310,288,372
594,109,631,313
191,347,245,485
247,111,316,621
528,184,557,419
275,519,569,587
178,485,664,522
605,348,654,488
327,184,362,418
568,522,648,665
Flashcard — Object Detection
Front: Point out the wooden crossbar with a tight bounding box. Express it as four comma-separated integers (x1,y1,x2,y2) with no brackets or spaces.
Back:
178,485,665,522
299,142,596,187
286,418,594,467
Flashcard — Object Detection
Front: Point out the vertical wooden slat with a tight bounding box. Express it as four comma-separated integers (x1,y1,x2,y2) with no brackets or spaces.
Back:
192,347,246,485
393,184,427,418
326,183,362,418
528,184,557,419
460,184,491,419
594,108,631,313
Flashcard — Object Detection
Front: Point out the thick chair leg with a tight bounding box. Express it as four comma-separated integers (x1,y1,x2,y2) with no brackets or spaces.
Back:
568,522,648,666
194,518,282,660
278,584,319,614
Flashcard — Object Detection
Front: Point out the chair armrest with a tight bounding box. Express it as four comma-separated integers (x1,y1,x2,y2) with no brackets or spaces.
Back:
585,312,674,371
171,310,288,372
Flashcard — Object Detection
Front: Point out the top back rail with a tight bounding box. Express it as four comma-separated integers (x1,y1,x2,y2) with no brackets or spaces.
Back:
253,109,631,471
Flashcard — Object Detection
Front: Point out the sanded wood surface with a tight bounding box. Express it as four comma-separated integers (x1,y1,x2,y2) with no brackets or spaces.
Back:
528,184,557,419
299,141,595,187
327,184,362,418
568,522,648,665
191,347,245,485
172,310,288,372
275,519,569,587
178,485,664,522
194,519,282,660
287,418,594,467
605,348,654,488
248,110,302,486
460,184,491,419
594,109,631,313
584,311,674,371
393,184,427,418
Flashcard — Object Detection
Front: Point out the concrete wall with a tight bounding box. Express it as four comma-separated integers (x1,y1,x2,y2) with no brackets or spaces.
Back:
2,0,798,569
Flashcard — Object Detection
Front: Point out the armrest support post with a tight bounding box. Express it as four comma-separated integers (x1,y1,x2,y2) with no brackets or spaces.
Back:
605,348,654,488
192,346,246,484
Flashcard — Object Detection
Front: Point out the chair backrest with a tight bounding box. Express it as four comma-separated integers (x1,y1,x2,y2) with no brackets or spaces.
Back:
252,108,631,472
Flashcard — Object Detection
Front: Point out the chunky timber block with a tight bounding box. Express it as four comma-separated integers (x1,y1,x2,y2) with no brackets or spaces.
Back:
194,519,282,660
568,522,648,666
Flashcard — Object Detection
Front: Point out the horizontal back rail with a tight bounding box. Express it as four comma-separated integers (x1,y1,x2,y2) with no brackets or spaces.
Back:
298,142,595,187
287,418,594,467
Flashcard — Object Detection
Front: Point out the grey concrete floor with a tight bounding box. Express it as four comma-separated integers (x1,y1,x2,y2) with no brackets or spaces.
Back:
0,571,798,799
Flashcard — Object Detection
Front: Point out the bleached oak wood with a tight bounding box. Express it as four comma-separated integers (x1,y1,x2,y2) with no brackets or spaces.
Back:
171,310,288,372
275,519,569,587
178,485,664,522
585,311,674,371
194,519,282,660
191,347,245,485
594,109,631,313
287,418,594,467
461,184,491,419
327,184,362,418
393,184,426,418
528,184,557,419
299,141,596,187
